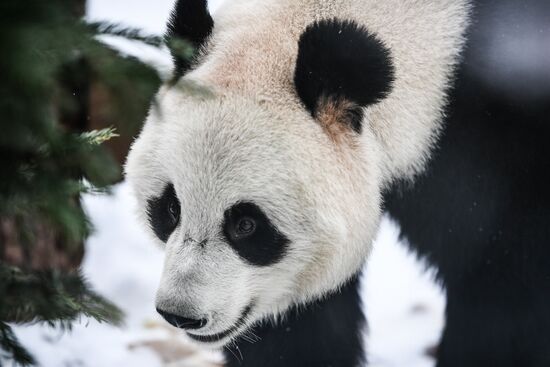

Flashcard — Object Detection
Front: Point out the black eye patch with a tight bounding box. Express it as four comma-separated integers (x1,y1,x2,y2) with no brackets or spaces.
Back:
222,202,289,267
147,184,181,242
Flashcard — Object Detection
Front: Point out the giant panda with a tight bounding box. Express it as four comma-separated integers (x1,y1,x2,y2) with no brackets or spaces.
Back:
119,0,548,366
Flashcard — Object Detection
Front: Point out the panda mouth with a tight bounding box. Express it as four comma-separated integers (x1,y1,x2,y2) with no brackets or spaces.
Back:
186,304,253,343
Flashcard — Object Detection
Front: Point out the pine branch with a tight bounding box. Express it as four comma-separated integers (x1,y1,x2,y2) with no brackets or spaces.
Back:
0,264,123,327
88,21,164,47
165,37,196,61
0,322,35,367
80,127,119,145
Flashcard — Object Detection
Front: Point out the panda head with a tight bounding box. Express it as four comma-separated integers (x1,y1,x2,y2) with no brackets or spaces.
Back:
126,0,466,347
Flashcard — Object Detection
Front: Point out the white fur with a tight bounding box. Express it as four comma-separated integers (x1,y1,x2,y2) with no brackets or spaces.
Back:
125,0,470,347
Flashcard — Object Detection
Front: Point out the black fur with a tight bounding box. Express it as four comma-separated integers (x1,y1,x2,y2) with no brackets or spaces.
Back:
147,184,180,242
224,275,365,367
294,19,394,134
166,0,214,77
222,202,290,267
384,1,550,365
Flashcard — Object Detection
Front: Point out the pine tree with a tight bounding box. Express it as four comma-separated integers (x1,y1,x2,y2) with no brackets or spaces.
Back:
0,0,184,364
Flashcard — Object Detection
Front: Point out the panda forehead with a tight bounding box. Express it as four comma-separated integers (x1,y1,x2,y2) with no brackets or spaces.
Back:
142,116,300,200
154,89,274,136
148,94,302,168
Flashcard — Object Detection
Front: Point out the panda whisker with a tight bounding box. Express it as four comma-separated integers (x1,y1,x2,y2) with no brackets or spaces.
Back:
240,330,259,344
247,330,261,343
236,345,243,361
224,343,242,362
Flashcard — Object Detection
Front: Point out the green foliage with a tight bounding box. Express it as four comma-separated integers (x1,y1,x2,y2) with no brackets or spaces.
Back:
0,0,183,365
90,21,164,47
0,265,123,327
80,127,120,146
0,323,35,367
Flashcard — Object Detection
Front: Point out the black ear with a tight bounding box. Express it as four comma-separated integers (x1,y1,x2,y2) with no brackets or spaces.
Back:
166,0,214,77
294,19,394,135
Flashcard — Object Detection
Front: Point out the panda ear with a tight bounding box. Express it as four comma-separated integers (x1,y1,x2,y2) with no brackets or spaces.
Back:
294,19,394,135
166,0,214,77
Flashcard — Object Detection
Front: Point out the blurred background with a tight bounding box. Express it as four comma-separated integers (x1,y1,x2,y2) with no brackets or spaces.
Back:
1,0,548,366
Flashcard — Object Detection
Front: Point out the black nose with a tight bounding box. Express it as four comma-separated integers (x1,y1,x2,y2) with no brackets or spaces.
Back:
156,308,207,330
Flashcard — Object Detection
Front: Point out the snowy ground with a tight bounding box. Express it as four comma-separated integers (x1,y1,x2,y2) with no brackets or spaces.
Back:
8,1,446,366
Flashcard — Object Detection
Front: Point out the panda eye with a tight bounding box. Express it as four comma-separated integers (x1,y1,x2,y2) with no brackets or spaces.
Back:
222,201,290,267
168,198,180,223
235,217,256,237
147,184,181,242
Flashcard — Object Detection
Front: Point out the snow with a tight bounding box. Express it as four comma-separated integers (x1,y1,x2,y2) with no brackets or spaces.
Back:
363,218,445,367
6,1,446,366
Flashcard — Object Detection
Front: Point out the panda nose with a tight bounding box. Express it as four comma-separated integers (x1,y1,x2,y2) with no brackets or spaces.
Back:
156,308,207,330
